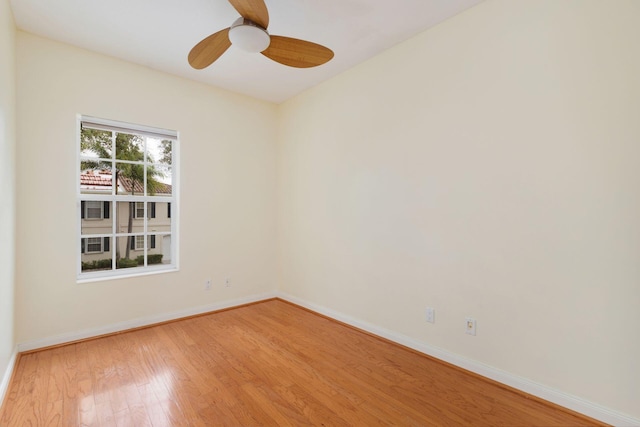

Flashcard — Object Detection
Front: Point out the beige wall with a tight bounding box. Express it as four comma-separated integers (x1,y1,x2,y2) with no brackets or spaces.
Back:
277,0,640,418
0,0,16,384
15,32,278,343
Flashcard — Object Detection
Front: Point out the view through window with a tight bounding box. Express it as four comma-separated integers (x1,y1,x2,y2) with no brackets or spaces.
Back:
78,116,178,280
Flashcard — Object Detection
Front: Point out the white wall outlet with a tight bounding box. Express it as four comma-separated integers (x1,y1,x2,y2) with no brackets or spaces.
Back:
425,307,435,323
204,279,212,291
465,317,476,336
225,277,231,287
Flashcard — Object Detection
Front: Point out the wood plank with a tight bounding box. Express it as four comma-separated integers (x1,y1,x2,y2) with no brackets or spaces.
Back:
0,299,607,426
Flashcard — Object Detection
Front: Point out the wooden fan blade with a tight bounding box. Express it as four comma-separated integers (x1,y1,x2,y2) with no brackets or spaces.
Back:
188,28,231,69
228,0,269,29
261,35,334,68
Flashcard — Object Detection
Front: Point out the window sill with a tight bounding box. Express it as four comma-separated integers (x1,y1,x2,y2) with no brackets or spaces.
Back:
77,265,178,284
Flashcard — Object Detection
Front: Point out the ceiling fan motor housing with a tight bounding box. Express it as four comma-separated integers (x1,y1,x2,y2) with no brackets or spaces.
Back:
229,17,271,53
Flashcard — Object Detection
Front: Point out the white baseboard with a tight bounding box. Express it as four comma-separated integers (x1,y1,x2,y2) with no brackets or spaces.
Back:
0,347,19,408
276,291,639,427
17,291,278,353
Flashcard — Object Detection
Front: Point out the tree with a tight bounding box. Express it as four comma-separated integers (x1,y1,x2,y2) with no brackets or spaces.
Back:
81,128,165,261
160,139,172,164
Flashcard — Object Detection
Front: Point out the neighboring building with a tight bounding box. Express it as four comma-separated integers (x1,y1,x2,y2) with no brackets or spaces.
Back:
80,170,172,267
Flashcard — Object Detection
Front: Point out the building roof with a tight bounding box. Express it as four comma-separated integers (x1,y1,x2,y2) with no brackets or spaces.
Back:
118,175,145,194
80,173,112,188
80,171,171,195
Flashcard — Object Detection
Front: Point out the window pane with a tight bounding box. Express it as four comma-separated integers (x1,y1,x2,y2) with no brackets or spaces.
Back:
80,128,112,159
115,132,145,162
138,234,167,266
116,236,142,269
115,202,144,234
80,169,113,195
81,201,112,235
148,202,171,235
148,165,172,197
158,234,172,264
81,237,112,272
147,138,172,165
114,162,145,196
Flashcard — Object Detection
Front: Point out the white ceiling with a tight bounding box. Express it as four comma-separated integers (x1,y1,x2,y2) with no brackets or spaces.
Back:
10,0,483,103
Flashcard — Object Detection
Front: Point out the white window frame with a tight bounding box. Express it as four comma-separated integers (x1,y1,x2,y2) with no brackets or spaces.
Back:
77,115,179,282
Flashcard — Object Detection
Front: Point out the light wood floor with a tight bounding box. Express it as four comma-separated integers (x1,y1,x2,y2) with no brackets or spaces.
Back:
1,299,604,426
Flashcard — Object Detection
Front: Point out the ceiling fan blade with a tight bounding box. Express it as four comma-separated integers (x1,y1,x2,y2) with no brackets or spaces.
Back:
188,28,232,69
228,0,269,29
261,36,334,68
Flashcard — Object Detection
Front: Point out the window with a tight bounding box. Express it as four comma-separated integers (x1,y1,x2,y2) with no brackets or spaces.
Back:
86,237,103,253
132,202,156,219
134,202,145,219
132,202,158,219
81,201,110,220
85,201,103,219
134,235,145,250
78,115,178,280
81,237,110,256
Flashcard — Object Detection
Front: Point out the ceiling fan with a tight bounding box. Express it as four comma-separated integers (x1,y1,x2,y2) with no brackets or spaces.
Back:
188,0,334,70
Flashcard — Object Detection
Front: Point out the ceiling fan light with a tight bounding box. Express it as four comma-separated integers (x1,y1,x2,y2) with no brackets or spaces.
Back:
229,18,270,53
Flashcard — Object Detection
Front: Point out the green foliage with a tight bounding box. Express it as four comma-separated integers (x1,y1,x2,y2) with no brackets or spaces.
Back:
149,254,163,264
117,258,138,269
160,140,172,164
80,129,112,159
135,254,163,265
81,258,112,271
80,129,112,171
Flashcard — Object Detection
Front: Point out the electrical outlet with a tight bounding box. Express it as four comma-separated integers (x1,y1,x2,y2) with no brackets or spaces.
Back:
465,317,476,336
425,307,435,323
225,277,231,287
204,279,212,291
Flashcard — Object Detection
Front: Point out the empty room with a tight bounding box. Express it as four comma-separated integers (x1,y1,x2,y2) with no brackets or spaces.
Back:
0,0,638,425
